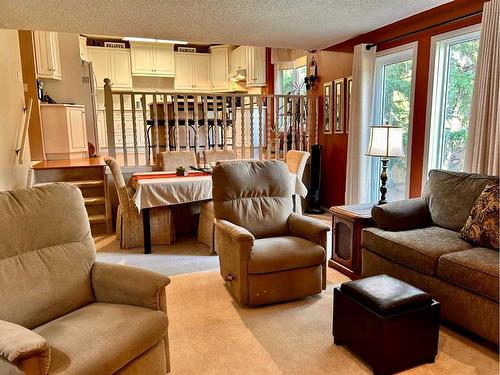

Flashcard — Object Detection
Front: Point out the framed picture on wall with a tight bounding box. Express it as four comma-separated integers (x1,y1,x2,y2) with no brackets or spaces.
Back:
334,78,344,133
345,76,352,134
323,81,333,134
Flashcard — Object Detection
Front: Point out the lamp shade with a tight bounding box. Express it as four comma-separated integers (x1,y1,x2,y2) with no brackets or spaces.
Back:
366,126,405,158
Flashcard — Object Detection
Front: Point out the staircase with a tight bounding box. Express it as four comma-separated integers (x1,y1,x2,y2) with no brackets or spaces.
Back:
32,158,112,235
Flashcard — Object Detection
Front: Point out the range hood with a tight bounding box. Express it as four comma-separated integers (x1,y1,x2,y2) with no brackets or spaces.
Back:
227,67,246,81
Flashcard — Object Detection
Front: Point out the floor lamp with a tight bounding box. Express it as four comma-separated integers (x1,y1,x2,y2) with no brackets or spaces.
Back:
366,126,405,205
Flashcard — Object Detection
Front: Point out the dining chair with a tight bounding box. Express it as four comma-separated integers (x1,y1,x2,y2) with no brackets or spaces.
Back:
198,149,237,255
161,150,197,171
203,149,237,166
105,157,175,249
285,150,310,214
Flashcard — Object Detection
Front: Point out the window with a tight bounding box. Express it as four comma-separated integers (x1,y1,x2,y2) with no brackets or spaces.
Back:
370,43,417,202
276,57,307,95
425,25,480,175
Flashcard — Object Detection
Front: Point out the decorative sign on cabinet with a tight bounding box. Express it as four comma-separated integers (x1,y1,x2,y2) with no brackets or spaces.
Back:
40,104,88,160
34,31,62,80
87,47,133,90
174,52,210,91
130,42,175,77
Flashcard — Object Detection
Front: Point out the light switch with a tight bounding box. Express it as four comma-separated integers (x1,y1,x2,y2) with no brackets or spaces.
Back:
17,71,22,82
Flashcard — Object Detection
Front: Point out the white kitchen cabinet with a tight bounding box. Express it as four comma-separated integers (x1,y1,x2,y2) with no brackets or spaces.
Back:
174,52,210,91
246,46,266,87
34,31,62,80
40,104,88,160
87,47,133,90
230,46,246,75
210,45,232,91
79,35,88,61
130,42,175,77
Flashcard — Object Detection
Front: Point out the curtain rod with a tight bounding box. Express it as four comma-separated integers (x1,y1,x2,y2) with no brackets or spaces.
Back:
365,9,482,50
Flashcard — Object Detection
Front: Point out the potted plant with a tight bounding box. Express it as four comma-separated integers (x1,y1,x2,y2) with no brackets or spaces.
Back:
176,166,188,177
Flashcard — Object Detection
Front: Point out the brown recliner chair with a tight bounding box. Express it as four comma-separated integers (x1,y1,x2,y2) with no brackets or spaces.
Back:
0,183,171,374
212,160,330,306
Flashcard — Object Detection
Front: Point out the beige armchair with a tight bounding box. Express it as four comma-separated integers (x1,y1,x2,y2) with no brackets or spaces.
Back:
0,183,171,374
285,150,310,214
105,157,175,249
212,160,329,306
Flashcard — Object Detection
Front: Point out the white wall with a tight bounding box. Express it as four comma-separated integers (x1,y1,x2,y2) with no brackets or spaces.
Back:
0,29,30,191
41,32,96,146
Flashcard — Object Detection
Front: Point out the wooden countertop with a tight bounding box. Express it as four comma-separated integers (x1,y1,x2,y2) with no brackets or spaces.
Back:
32,157,106,170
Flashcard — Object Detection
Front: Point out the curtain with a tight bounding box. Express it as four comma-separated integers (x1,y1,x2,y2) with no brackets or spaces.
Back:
345,44,377,204
464,0,500,176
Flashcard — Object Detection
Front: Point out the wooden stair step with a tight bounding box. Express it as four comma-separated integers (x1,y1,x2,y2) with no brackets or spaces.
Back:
67,180,104,188
89,214,106,224
84,197,105,206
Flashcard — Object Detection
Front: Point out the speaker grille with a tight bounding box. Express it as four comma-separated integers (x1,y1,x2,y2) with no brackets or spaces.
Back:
336,222,352,260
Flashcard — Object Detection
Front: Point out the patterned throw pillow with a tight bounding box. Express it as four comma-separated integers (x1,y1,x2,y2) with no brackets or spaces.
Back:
459,183,499,250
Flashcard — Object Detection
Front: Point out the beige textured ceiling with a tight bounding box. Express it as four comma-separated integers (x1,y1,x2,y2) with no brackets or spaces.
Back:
0,0,451,50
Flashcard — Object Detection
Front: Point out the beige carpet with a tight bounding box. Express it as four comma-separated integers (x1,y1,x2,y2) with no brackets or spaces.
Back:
167,269,499,375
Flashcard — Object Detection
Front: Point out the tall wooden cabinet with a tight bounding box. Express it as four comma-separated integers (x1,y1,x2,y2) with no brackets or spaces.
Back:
245,46,266,87
34,31,62,80
210,45,232,91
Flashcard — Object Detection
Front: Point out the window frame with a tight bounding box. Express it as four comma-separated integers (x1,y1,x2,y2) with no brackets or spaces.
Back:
274,55,307,95
370,42,418,201
422,24,481,186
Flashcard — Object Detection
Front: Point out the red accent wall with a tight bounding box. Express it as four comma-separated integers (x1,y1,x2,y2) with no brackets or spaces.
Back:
314,0,484,208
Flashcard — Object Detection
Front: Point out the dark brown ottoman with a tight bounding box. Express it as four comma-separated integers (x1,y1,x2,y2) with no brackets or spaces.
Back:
333,274,440,375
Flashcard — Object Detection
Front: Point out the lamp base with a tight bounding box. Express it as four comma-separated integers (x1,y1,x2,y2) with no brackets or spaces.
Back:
378,158,389,205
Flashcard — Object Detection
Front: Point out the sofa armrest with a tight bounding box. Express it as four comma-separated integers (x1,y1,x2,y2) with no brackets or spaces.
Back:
371,198,431,231
288,213,330,246
214,219,255,242
0,320,50,375
91,262,171,312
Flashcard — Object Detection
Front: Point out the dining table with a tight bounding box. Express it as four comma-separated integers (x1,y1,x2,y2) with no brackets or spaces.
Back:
130,170,308,254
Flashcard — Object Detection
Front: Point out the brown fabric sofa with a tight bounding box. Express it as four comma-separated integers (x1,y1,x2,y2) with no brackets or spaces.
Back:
0,183,171,374
212,160,330,306
362,170,499,344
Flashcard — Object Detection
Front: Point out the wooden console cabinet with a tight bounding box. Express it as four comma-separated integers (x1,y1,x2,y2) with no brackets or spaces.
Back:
329,204,374,279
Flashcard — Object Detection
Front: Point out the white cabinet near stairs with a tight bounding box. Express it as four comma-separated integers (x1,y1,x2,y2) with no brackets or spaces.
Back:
40,104,88,160
34,31,62,80
87,47,133,90
174,52,210,91
130,42,175,77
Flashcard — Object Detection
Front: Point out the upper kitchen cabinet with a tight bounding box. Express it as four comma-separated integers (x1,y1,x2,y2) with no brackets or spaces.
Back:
34,31,62,80
230,46,246,76
174,52,210,91
210,45,232,91
87,47,133,90
130,42,175,77
245,46,266,87
79,35,88,61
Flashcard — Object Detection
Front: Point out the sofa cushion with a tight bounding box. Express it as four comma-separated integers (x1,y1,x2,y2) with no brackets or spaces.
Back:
437,248,499,302
362,226,472,275
249,236,325,274
423,169,498,232
34,303,167,374
459,183,499,250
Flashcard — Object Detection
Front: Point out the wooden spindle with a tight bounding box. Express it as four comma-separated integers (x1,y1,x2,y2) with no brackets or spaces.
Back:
184,96,189,151
266,96,271,160
249,96,254,158
103,79,115,158
163,94,170,152
203,96,209,151
222,95,227,150
299,96,304,151
214,96,219,149
194,95,199,154
119,94,128,166
231,96,236,151
274,96,279,159
140,94,149,165
131,94,139,166
258,96,263,160
291,96,296,151
240,96,245,158
174,95,180,151
283,96,288,158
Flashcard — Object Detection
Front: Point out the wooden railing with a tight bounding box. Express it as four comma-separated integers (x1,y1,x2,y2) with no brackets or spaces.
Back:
102,78,319,167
